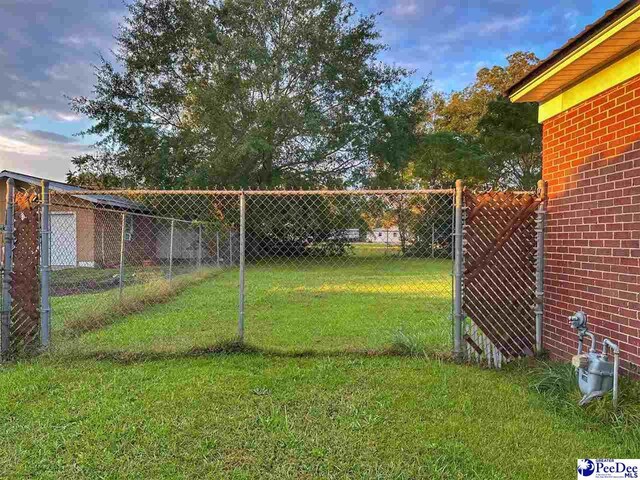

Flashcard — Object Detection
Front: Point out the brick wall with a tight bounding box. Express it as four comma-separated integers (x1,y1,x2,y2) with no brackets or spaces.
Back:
542,75,640,376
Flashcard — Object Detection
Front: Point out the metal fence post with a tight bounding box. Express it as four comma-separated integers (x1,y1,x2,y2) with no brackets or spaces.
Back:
453,179,464,359
1,178,15,358
238,192,246,342
197,224,203,269
229,232,233,266
216,231,220,268
535,180,547,354
431,223,435,258
40,180,51,349
168,219,175,285
118,213,126,301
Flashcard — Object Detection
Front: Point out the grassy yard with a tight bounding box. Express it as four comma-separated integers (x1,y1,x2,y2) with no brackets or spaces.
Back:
1,251,638,479
50,249,452,357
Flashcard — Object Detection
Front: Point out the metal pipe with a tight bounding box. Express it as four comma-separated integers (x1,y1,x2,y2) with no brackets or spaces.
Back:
1,178,15,357
582,332,597,353
453,179,464,359
238,192,246,342
118,213,126,301
534,179,547,354
603,338,620,408
168,219,175,285
40,180,51,349
385,229,389,256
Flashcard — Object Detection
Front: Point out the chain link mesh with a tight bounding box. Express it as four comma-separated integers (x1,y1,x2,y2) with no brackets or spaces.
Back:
244,191,454,353
47,191,240,357
41,189,454,358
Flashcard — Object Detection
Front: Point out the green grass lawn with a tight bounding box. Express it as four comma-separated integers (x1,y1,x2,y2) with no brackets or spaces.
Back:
51,252,452,357
1,251,638,479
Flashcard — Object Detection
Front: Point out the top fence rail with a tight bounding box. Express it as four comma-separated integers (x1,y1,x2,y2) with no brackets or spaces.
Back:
49,188,456,196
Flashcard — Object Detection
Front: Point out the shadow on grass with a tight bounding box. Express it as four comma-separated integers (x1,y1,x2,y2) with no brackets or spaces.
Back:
46,338,454,366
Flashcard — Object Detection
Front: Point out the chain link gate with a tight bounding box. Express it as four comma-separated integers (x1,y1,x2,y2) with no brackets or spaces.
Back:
454,181,547,368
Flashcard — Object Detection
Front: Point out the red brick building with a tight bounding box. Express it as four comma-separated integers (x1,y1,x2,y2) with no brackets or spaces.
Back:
508,0,640,375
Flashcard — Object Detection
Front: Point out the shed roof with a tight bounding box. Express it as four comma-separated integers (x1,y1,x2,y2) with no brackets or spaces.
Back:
0,170,144,211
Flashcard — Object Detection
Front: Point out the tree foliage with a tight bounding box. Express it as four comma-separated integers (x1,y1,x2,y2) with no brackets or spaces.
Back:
477,97,541,189
411,51,542,189
431,51,539,135
365,82,431,188
70,0,420,189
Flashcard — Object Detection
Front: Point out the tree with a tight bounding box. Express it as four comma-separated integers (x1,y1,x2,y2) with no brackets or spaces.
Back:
476,96,541,190
66,161,132,189
366,81,431,189
414,51,541,188
431,51,539,135
70,0,414,189
411,131,488,188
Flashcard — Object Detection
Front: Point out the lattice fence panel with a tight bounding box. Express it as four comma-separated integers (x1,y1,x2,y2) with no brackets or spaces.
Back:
9,190,41,353
463,191,541,362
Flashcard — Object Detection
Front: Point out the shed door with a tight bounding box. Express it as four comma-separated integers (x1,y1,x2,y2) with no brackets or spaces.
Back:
51,212,77,267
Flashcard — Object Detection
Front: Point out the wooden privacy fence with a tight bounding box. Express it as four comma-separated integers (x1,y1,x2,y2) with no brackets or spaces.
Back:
1,182,47,359
9,191,41,352
459,187,545,367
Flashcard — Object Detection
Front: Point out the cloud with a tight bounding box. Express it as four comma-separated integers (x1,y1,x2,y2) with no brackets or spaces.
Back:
436,15,531,44
368,0,622,94
0,0,123,179
0,0,124,121
390,0,418,17
0,124,89,181
29,130,77,144
0,135,45,156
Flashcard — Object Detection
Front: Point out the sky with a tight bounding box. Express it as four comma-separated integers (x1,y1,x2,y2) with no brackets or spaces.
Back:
0,0,621,182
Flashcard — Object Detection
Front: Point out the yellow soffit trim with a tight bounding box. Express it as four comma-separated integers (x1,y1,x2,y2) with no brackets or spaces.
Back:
538,48,640,122
509,4,640,103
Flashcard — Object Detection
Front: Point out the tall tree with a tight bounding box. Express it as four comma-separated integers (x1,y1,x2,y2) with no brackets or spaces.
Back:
412,131,488,188
71,0,414,189
414,51,541,188
366,81,431,188
431,51,539,135
477,96,541,189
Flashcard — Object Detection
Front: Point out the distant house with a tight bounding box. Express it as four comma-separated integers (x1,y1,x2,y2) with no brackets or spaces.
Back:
367,226,401,245
0,170,155,269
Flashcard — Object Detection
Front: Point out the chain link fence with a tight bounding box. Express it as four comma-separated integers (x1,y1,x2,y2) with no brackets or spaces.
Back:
45,190,241,357
4,188,449,358
243,191,455,353
1,182,544,365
